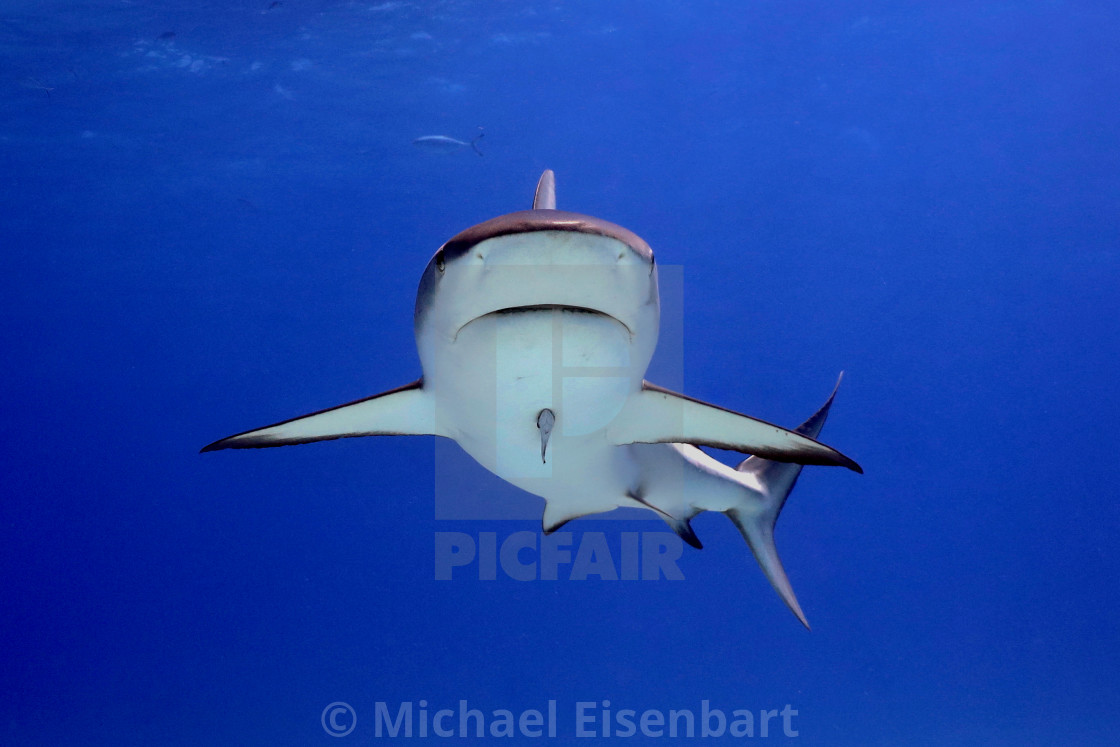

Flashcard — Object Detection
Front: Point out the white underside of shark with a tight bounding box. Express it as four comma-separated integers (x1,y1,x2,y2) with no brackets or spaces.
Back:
203,171,862,628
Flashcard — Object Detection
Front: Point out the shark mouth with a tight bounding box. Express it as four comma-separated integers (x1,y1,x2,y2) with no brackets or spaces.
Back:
454,304,633,340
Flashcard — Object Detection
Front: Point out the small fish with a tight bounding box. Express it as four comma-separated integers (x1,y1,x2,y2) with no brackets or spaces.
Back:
21,77,54,99
412,129,484,156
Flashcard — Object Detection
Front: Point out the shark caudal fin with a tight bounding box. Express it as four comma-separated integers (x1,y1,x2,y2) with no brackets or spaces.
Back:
725,374,846,629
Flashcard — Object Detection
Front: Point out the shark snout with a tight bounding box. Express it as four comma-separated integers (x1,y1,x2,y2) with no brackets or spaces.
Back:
472,229,650,269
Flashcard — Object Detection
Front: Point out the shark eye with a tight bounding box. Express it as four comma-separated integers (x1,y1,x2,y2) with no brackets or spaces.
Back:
436,253,445,273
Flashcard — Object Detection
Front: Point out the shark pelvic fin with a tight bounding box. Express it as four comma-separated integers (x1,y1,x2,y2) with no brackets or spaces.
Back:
607,381,861,473
725,374,848,630
626,488,704,550
541,495,626,534
541,500,585,534
201,379,442,451
668,517,703,550
533,169,556,210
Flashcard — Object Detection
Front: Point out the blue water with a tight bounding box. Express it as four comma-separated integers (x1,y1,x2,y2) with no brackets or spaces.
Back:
3,1,1118,744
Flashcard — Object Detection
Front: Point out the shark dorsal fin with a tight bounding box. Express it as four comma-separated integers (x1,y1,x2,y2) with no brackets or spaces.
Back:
533,169,556,210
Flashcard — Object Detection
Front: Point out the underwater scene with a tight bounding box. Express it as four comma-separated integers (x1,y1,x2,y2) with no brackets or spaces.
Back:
2,1,1118,744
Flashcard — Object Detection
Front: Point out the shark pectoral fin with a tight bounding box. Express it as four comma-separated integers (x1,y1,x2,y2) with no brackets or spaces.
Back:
607,381,862,473
726,508,810,629
737,373,844,484
201,379,442,452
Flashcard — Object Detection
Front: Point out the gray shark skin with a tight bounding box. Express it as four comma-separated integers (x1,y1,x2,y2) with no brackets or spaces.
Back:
202,170,862,628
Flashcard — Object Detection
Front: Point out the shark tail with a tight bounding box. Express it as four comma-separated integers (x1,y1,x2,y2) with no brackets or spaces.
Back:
724,374,845,630
470,127,484,156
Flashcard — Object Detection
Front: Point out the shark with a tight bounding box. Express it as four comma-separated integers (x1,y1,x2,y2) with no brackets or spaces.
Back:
202,170,862,627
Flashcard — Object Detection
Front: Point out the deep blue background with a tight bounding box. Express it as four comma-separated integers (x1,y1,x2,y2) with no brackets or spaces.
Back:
2,1,1118,744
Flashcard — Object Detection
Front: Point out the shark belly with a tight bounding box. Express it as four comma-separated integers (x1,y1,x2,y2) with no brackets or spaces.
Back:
429,307,643,509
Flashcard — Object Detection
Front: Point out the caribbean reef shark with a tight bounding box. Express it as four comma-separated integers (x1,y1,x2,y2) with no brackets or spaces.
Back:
203,171,861,627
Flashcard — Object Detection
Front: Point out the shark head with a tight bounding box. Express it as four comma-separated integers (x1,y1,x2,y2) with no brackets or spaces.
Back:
413,174,660,380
